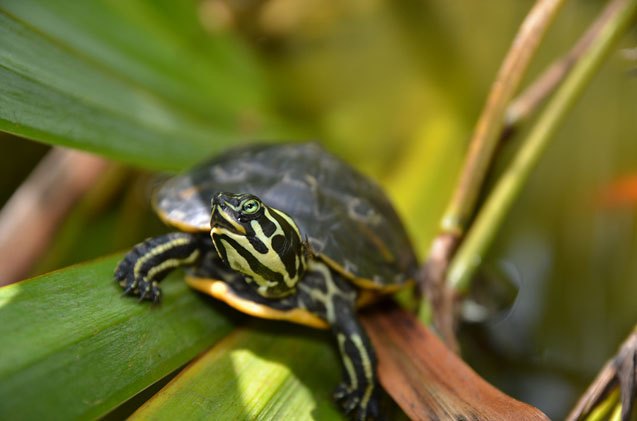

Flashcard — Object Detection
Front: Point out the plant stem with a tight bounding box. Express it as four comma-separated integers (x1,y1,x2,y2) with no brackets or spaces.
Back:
448,0,637,292
418,0,565,345
506,0,620,129
0,148,109,285
441,0,566,235
567,325,637,421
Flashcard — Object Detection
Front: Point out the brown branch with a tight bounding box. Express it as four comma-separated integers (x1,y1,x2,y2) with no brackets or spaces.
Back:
361,302,549,420
419,233,461,351
506,0,620,130
0,148,110,285
441,0,566,235
567,327,637,421
421,0,566,349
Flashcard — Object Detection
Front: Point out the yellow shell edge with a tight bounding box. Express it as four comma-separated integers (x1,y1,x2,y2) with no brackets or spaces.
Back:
185,276,330,330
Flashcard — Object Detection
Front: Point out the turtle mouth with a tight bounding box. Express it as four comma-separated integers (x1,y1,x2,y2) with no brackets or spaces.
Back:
210,206,246,235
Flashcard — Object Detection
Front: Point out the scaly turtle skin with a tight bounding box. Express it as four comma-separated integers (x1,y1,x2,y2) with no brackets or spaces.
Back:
115,143,418,420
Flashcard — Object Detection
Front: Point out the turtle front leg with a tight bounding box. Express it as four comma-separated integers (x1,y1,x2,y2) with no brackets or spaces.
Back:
299,263,381,420
115,232,207,302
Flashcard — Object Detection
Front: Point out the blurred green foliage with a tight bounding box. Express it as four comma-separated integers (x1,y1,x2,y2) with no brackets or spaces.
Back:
1,0,636,419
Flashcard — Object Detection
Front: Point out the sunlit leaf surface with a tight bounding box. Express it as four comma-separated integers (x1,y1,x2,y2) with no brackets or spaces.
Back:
133,324,343,420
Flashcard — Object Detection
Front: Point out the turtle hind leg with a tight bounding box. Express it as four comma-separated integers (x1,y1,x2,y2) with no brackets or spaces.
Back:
299,263,381,420
115,232,207,302
331,300,380,421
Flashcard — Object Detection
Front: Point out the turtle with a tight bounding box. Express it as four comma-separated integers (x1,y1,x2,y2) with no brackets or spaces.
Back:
115,142,419,420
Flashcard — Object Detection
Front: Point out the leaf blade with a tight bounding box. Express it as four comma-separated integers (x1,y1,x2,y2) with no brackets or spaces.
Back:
0,1,275,170
0,255,236,419
131,323,344,420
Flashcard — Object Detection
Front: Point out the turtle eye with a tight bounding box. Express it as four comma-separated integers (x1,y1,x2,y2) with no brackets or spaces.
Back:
241,199,260,215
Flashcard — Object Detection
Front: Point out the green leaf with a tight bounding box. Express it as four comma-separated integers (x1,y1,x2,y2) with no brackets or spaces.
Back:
0,255,236,419
132,324,344,420
0,1,275,171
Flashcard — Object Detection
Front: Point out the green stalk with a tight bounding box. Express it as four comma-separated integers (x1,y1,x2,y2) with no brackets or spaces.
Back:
441,0,566,234
448,0,637,292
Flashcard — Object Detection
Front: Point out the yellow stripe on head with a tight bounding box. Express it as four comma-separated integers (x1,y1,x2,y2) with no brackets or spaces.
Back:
209,192,308,299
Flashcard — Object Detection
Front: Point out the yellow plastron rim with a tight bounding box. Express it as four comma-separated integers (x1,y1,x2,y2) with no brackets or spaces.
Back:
185,276,329,329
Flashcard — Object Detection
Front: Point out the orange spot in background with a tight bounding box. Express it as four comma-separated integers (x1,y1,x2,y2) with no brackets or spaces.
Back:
597,174,637,208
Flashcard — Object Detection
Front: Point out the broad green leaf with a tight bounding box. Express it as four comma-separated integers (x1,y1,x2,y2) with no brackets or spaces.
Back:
0,1,276,171
0,255,236,419
132,324,344,420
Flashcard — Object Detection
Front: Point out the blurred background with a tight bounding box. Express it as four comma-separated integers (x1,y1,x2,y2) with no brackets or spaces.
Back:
1,1,636,418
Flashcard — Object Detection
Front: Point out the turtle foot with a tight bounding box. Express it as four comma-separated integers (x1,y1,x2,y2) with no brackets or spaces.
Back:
333,383,381,421
114,241,162,303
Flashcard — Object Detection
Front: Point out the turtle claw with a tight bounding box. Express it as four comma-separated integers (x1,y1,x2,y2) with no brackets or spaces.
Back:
333,383,349,401
120,284,136,297
115,243,163,303
333,383,380,421
334,385,358,416
137,281,161,303
151,283,161,304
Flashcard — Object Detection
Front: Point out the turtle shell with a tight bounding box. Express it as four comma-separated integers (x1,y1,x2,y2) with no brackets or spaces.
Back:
154,143,418,289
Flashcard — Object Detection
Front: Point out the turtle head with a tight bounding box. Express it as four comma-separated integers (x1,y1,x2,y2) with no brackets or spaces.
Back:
210,192,307,298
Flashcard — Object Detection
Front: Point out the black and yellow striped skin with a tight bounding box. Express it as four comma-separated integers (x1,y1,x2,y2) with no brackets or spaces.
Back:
116,143,420,420
209,192,308,299
115,233,204,302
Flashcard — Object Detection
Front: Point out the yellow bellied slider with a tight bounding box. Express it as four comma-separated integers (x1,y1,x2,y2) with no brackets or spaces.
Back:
115,143,418,420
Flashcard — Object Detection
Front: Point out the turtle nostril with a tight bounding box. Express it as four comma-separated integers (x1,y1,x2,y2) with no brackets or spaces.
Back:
212,193,225,206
